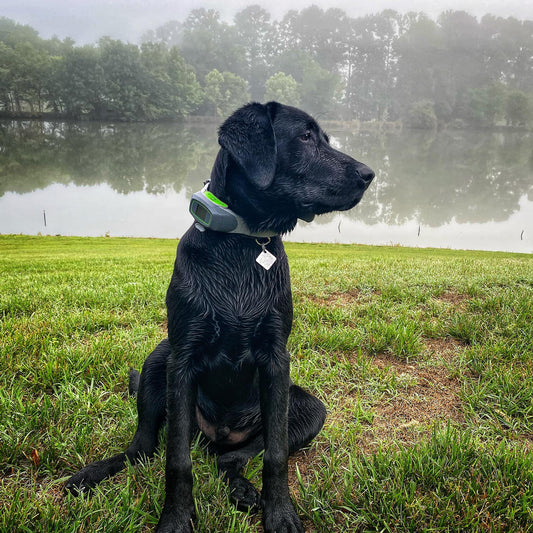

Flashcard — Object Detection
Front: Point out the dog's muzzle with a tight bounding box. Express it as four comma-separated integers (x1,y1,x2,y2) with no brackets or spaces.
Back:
356,163,375,189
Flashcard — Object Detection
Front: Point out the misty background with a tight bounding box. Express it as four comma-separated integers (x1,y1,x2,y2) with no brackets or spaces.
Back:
0,1,532,251
2,0,532,45
1,3,532,125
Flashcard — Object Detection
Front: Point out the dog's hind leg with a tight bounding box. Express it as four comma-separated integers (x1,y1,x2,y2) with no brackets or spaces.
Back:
215,384,326,512
215,436,264,512
287,384,326,454
65,339,170,495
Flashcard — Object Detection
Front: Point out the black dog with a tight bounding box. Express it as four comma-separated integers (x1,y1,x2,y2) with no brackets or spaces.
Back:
65,102,374,532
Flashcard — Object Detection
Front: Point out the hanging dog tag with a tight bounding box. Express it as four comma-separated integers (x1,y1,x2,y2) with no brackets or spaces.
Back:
256,248,277,270
256,240,277,270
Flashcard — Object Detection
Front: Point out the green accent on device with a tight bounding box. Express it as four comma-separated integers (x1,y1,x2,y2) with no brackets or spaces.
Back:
204,191,228,208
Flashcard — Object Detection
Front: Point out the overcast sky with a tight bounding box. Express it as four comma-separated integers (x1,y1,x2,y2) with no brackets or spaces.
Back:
2,0,532,44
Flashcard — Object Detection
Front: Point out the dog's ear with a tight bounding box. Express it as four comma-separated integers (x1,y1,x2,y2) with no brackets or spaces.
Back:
218,102,277,190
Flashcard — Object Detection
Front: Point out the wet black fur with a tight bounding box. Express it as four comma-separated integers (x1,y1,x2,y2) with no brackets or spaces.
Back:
65,102,374,533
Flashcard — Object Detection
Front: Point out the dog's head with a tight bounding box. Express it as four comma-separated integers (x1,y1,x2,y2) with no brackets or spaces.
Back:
215,101,374,234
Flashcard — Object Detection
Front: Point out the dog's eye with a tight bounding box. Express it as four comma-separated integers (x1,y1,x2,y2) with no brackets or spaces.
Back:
299,131,311,142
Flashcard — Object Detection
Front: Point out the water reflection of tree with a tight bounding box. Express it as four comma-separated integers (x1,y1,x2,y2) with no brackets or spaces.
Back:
324,128,533,226
0,120,216,197
1,120,532,225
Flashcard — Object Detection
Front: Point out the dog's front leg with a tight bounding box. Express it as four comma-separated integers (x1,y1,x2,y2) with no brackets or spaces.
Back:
155,356,196,533
259,352,304,533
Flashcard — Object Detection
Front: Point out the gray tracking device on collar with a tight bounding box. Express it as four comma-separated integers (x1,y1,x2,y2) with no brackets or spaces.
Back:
189,183,277,238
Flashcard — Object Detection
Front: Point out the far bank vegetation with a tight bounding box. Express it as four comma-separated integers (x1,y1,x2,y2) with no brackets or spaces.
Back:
0,8,532,129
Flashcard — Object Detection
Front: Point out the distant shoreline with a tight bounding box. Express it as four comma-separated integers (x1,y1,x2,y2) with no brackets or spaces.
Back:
1,112,530,133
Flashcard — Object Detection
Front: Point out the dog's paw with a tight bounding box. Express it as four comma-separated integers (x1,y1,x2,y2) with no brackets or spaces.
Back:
155,508,194,533
64,469,96,496
262,501,304,533
229,476,260,512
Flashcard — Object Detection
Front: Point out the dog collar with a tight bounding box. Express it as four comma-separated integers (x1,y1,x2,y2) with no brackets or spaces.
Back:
189,182,278,238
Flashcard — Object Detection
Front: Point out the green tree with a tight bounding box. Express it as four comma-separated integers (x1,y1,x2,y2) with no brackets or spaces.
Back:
179,9,245,81
506,91,531,127
234,5,274,100
345,10,402,120
2,9,533,126
0,17,40,47
141,20,184,47
98,38,148,120
0,18,57,114
466,83,506,127
166,47,203,116
437,11,488,121
301,59,339,116
54,46,105,118
0,41,17,112
203,69,250,117
278,6,348,72
203,69,224,116
395,14,443,116
139,43,202,119
264,72,300,106
272,50,338,115
12,41,52,113
405,100,438,129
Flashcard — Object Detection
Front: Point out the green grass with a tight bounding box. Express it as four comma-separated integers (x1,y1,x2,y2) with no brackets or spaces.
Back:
1,235,532,532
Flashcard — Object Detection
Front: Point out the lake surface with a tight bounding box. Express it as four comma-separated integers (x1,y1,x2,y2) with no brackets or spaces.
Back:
1,120,532,253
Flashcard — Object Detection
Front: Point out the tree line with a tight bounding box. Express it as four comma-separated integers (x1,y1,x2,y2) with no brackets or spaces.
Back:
0,6,532,127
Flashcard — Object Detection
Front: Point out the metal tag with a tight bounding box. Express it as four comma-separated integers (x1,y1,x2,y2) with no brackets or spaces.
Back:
256,249,277,270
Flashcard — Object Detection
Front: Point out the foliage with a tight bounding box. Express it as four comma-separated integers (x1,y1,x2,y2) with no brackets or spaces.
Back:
264,72,301,107
178,9,246,82
53,46,105,118
271,50,340,116
467,83,506,127
0,8,532,125
300,58,341,116
234,5,274,100
506,90,532,127
203,69,250,117
405,100,438,129
0,18,202,121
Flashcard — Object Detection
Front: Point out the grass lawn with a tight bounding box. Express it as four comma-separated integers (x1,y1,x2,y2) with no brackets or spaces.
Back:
1,234,532,532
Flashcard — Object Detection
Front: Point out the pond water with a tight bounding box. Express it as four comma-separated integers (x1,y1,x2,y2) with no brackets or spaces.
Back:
1,120,532,253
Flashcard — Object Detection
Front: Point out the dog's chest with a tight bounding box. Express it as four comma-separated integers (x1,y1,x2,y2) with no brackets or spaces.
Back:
167,233,292,353
185,237,289,315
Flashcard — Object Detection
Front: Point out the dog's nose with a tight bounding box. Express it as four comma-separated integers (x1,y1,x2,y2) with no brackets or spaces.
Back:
357,164,375,185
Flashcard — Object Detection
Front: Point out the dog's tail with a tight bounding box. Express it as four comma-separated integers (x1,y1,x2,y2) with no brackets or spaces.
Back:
128,368,140,396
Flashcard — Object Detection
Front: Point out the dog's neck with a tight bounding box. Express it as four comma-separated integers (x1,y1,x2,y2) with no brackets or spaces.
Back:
207,150,231,204
207,150,299,236
188,152,275,239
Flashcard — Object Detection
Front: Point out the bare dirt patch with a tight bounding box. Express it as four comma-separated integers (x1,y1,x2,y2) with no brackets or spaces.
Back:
303,289,380,307
287,448,320,493
424,337,468,359
358,351,465,453
435,290,470,307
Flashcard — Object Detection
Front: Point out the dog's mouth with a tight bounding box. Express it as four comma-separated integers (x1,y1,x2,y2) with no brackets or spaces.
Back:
298,212,315,223
299,193,364,218
338,194,365,211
